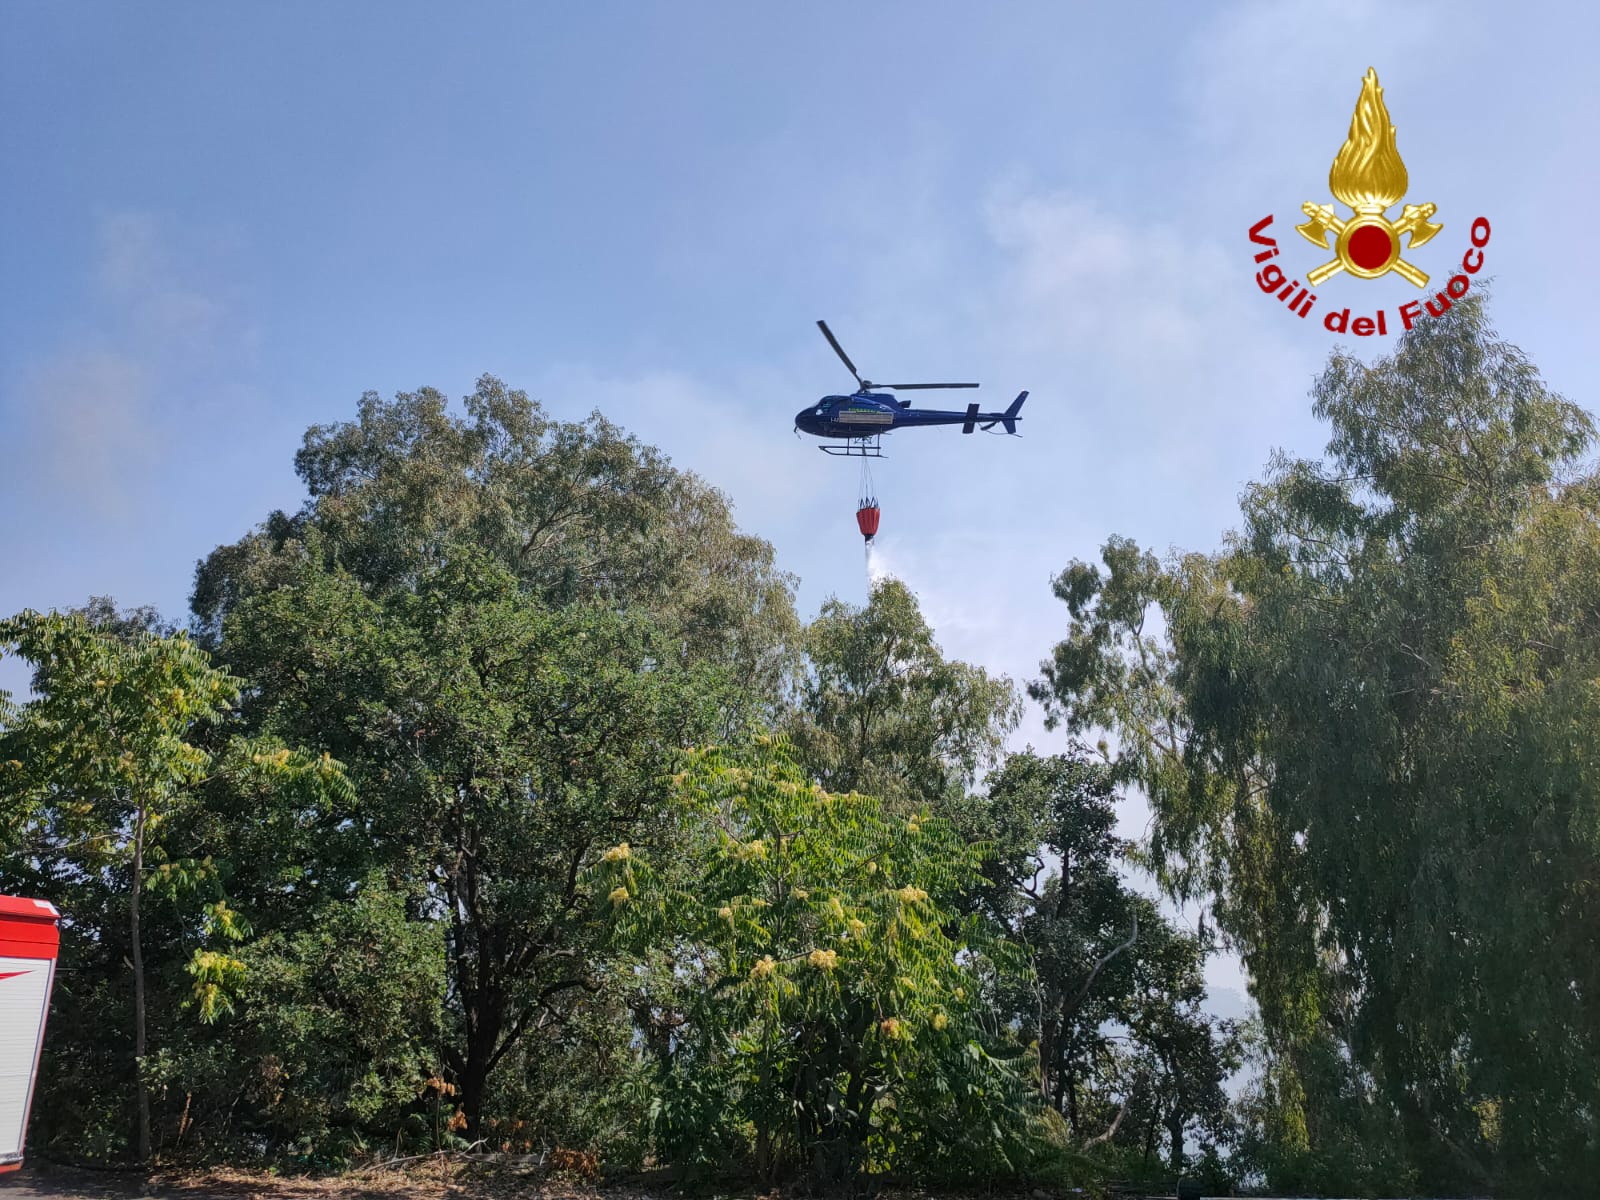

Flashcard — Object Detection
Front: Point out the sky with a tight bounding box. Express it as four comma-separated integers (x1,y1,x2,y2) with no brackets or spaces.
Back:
4,0,1599,1027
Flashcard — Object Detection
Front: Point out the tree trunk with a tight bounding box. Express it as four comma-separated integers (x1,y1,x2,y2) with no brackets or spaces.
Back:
755,1102,773,1183
755,1020,775,1183
459,1004,501,1137
447,821,503,1139
130,802,152,1163
1168,1109,1185,1177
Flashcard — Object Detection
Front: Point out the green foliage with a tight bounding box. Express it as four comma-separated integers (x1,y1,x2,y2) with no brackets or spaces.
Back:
597,737,1036,1187
0,609,238,859
37,332,1599,1197
784,579,1021,814
473,981,655,1165
228,878,446,1152
212,542,738,1129
1233,1024,1417,1196
0,607,354,1163
1036,291,1600,1193
970,748,1242,1181
192,377,799,711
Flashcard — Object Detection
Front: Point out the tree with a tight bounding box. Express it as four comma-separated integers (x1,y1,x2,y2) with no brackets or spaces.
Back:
0,609,350,1163
597,737,1035,1188
980,749,1237,1182
212,545,740,1132
979,751,1131,1122
783,579,1021,814
1033,292,1600,1191
1122,922,1241,1177
187,379,800,1134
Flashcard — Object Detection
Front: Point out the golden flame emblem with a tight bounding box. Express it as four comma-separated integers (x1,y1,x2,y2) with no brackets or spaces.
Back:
1296,68,1442,288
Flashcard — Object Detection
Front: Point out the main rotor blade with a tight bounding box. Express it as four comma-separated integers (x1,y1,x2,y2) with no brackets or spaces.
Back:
816,320,864,388
882,382,980,390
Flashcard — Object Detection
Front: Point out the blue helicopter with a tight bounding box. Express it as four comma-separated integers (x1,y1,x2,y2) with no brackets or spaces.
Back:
796,320,1027,457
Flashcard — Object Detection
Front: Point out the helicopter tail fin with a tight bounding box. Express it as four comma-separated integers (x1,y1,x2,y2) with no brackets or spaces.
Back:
1000,391,1027,435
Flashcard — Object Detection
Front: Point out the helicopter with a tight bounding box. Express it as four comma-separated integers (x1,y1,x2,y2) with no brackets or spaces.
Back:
796,320,1027,457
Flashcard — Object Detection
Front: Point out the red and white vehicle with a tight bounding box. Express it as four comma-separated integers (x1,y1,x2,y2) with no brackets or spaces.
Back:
0,896,60,1174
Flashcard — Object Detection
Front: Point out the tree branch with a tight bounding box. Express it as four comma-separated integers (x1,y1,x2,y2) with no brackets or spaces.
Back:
1084,1089,1133,1148
1066,909,1139,1019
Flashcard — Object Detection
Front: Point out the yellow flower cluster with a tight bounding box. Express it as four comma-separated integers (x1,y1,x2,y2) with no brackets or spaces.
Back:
827,897,845,920
848,918,867,937
879,1017,904,1039
933,1012,949,1030
718,906,734,922
608,886,630,907
808,948,838,971
750,956,776,980
601,842,630,863
896,886,928,904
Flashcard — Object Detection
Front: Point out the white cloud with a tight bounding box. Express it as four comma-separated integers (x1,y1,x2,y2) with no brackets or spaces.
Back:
984,187,1247,367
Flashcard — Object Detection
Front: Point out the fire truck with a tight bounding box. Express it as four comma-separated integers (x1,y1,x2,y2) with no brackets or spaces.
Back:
0,897,60,1174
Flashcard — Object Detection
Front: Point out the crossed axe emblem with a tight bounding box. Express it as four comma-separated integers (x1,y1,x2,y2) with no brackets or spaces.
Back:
1295,201,1443,288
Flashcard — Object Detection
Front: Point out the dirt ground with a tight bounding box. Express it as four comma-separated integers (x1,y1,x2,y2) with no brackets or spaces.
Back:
0,1164,664,1200
0,1164,1078,1200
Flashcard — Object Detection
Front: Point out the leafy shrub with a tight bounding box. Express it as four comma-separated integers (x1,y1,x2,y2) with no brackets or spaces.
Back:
596,736,1037,1188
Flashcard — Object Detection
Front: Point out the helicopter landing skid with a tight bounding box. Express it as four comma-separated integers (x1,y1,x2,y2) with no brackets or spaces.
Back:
819,436,884,459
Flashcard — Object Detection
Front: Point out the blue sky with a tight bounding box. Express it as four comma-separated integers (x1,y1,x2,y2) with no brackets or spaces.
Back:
4,0,1598,1018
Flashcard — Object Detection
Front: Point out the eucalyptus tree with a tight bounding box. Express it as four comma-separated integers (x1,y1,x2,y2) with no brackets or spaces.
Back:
783,578,1021,815
1033,293,1600,1191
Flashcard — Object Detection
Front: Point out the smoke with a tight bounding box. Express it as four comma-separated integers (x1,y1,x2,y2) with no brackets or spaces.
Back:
866,540,896,590
6,213,257,524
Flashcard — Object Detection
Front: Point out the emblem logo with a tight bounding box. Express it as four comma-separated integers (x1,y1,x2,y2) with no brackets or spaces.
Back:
1245,68,1492,337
